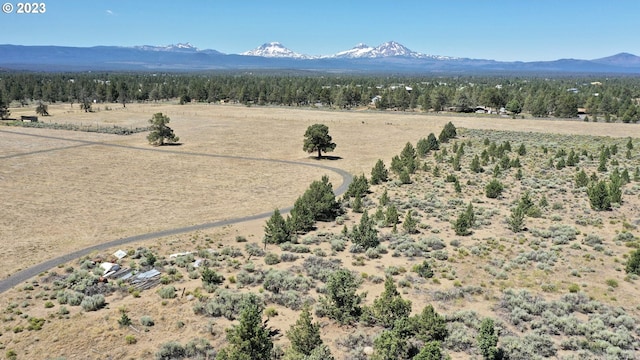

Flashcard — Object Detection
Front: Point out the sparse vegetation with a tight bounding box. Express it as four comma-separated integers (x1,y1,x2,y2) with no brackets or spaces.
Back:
2,99,640,360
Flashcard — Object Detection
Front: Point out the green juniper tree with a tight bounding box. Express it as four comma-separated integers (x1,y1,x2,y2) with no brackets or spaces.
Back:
507,205,525,233
147,113,179,146
369,276,412,328
303,123,336,159
201,267,224,286
454,178,462,193
0,96,10,120
299,175,340,222
352,195,363,213
625,249,640,275
372,330,408,360
264,209,290,245
588,180,611,210
371,159,389,185
413,260,434,279
477,318,500,360
413,341,442,360
403,210,418,234
416,137,430,157
575,169,589,188
351,210,379,249
410,304,448,343
470,154,484,173
454,203,474,236
515,168,523,180
317,269,364,325
399,169,411,184
597,152,608,172
288,198,315,234
346,174,369,198
35,101,49,116
609,171,623,204
216,294,272,360
400,142,418,174
517,143,526,156
485,179,504,198
438,121,457,143
385,204,399,227
286,306,323,357
426,133,439,151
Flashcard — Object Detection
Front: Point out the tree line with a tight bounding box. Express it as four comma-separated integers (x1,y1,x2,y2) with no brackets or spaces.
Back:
2,72,640,121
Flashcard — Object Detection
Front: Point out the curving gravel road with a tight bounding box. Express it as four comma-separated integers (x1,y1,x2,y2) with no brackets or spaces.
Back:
0,129,353,294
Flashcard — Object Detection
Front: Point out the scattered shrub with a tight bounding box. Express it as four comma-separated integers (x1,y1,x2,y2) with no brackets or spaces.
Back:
27,317,46,331
263,270,312,294
264,252,280,265
193,288,258,320
140,315,155,326
201,267,224,287
280,253,300,262
125,334,137,345
156,341,186,360
80,294,106,311
303,256,343,282
157,286,177,299
413,260,434,279
245,242,266,257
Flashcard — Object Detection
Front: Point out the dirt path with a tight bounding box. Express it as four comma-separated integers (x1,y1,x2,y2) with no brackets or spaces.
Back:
0,129,353,294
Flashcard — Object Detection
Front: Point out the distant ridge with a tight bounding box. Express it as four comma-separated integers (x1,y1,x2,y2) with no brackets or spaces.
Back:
0,42,639,74
592,53,640,67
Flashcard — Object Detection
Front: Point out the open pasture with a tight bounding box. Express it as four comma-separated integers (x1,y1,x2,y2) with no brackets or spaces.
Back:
1,102,635,279
1,102,639,359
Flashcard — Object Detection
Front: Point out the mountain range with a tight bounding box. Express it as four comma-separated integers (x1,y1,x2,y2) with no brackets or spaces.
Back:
1,41,640,74
240,41,456,60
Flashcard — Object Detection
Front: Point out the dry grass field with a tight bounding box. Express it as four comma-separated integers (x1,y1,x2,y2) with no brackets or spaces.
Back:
1,102,639,359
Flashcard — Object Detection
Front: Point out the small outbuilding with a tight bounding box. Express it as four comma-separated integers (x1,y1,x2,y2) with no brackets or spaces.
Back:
20,116,38,122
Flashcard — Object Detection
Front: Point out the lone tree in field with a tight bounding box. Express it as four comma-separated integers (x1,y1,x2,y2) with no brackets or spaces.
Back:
147,112,179,146
35,102,49,116
0,97,9,120
303,123,336,159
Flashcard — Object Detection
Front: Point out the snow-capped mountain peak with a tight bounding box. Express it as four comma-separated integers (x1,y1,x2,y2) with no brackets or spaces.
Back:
373,41,416,57
332,43,375,58
172,42,197,50
237,40,456,60
241,42,310,59
329,41,446,59
135,42,199,52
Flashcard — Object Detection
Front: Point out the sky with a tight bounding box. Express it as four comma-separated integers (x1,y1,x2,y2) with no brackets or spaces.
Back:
1,0,639,62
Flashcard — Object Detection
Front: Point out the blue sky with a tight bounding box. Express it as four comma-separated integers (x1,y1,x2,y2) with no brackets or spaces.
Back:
1,0,638,61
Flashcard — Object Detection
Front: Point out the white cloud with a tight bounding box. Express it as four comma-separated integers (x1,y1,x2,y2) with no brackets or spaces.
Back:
106,9,114,16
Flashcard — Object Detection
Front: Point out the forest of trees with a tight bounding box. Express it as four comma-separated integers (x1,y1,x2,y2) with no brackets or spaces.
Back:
1,72,640,121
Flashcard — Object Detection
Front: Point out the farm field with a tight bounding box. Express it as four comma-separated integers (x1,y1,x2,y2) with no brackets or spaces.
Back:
1,102,639,359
